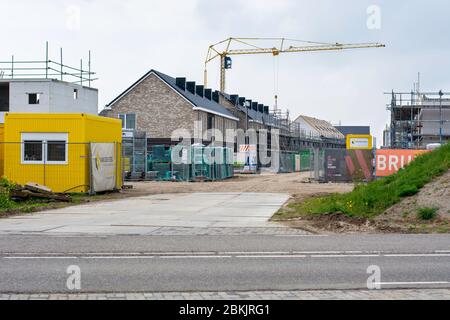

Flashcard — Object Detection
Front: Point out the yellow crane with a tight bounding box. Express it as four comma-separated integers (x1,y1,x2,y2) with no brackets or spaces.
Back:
204,37,385,96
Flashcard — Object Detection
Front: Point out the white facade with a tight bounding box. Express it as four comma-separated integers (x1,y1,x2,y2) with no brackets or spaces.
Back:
0,79,98,122
294,115,345,140
418,97,450,145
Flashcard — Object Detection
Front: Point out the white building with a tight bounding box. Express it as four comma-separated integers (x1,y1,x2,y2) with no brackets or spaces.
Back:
0,79,98,123
293,115,345,140
418,96,450,145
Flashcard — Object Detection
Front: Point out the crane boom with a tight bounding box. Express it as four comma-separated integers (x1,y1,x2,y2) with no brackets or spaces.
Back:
204,37,385,93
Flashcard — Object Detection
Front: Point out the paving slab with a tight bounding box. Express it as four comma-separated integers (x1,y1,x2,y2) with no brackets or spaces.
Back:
0,193,290,235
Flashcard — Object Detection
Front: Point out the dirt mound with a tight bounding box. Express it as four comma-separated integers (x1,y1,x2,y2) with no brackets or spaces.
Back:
380,170,450,219
373,170,450,233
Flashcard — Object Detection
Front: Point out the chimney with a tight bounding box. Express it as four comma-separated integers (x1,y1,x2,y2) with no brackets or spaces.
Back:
230,95,239,105
196,85,204,97
264,106,269,114
212,90,220,103
204,89,212,100
252,102,258,111
175,77,186,90
258,104,264,113
238,97,246,106
186,81,196,94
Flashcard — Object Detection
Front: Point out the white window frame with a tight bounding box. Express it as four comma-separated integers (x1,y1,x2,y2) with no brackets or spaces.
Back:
21,133,69,165
118,113,136,130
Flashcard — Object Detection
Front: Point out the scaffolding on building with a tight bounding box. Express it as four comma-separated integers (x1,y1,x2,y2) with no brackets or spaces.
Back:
386,87,450,149
0,42,97,87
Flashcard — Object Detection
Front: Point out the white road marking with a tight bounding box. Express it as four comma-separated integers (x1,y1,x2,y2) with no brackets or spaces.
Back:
384,254,450,257
237,255,307,259
311,254,381,258
160,255,233,259
3,252,450,260
377,282,450,286
82,256,155,259
3,256,79,260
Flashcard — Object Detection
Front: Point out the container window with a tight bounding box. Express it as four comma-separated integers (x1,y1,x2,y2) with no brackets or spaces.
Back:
23,141,43,161
21,133,68,165
28,93,40,104
73,89,78,100
47,141,66,162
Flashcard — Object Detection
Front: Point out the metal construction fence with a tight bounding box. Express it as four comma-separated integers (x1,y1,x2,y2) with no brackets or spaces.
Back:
309,148,375,183
123,145,234,182
278,149,313,173
0,142,121,193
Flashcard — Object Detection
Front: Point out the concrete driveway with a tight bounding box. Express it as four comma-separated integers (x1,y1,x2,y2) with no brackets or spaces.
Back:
0,193,290,235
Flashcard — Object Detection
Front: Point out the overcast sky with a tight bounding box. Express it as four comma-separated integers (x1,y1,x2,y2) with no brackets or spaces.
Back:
1,0,449,144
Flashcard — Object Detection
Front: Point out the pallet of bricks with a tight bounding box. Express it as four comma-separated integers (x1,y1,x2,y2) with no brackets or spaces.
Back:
147,145,234,182
148,145,172,181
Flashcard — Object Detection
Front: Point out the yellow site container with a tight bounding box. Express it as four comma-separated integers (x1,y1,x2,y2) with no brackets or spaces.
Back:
3,113,122,193
0,124,4,177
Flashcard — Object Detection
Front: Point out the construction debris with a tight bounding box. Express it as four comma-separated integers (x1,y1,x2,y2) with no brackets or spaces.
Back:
10,182,71,202
25,183,53,194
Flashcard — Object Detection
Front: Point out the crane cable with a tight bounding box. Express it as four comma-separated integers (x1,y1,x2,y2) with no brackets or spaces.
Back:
273,54,280,110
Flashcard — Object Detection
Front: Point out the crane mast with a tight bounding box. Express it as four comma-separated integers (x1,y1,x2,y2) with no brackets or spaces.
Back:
204,37,385,93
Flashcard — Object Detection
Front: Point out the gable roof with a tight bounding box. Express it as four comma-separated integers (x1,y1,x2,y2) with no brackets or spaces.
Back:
294,115,345,139
105,69,238,121
335,126,371,136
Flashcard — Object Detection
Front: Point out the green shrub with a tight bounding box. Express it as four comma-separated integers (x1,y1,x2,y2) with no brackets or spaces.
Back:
417,207,438,220
0,177,20,192
0,191,14,210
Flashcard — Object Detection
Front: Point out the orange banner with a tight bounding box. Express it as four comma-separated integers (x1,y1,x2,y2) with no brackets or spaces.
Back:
375,149,430,177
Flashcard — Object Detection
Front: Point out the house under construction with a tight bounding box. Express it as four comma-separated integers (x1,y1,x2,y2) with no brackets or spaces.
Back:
386,85,450,149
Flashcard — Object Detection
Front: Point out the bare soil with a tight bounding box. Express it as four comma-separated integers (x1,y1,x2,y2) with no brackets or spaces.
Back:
127,172,354,200
374,170,450,233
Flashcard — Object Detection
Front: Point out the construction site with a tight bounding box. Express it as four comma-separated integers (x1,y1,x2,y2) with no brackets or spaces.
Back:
1,0,450,303
1,35,433,233
384,77,450,149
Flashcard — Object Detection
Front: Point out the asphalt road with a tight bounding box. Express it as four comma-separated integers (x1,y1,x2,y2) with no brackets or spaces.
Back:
1,234,449,293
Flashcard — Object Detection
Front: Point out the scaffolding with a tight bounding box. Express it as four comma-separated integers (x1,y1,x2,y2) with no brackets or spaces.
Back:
386,87,450,149
0,42,97,86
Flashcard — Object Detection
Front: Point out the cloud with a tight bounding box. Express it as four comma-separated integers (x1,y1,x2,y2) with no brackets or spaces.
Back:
1,0,449,144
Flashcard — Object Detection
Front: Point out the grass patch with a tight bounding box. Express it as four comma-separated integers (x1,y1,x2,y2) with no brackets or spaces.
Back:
417,207,438,220
277,143,450,219
0,177,77,217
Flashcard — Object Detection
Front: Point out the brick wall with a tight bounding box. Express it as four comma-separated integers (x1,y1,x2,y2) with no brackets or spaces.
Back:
102,73,237,141
102,73,198,138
